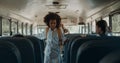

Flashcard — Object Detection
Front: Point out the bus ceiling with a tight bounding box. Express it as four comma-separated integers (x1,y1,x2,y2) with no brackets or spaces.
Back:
0,0,118,25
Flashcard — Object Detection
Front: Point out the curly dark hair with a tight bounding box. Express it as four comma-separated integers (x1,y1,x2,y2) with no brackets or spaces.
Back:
96,20,107,34
44,13,61,28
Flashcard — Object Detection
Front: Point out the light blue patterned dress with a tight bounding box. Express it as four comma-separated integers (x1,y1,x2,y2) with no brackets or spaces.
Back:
44,28,66,63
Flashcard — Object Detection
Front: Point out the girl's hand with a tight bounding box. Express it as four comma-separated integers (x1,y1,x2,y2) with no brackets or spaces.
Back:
64,29,69,33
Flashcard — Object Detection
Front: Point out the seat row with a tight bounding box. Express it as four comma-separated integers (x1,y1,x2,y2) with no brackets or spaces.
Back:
64,34,120,63
0,36,45,63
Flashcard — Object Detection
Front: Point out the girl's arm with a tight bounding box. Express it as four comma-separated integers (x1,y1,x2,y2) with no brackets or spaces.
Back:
61,30,69,45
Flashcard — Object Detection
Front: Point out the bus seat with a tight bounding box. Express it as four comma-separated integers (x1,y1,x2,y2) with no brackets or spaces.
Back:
70,38,92,63
0,37,35,63
25,36,44,63
70,36,101,63
67,34,97,63
0,40,21,63
76,37,120,63
100,50,120,63
64,35,81,63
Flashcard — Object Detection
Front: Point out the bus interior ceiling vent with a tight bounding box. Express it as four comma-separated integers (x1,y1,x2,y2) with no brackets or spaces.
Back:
46,1,67,9
53,1,59,5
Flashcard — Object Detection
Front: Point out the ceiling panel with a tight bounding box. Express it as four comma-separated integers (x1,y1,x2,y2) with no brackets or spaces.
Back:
0,0,28,10
87,0,115,8
0,0,118,25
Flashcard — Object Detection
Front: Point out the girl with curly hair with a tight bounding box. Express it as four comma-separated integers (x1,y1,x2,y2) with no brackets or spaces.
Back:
44,12,66,63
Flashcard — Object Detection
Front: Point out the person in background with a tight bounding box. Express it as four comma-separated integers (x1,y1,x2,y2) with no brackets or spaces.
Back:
96,20,107,36
43,12,67,63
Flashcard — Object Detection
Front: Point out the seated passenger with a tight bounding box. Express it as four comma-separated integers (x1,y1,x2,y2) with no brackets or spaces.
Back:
96,20,107,36
43,12,67,63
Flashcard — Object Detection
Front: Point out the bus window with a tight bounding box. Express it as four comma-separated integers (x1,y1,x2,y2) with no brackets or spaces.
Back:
27,24,31,35
103,16,109,26
11,21,17,35
37,25,46,34
66,25,80,33
18,22,22,34
112,14,120,33
91,21,96,33
2,18,10,36
23,23,26,35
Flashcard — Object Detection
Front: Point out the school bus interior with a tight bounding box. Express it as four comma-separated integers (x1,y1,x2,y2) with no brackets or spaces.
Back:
0,0,120,63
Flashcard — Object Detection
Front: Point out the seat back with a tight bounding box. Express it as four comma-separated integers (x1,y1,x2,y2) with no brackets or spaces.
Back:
64,35,81,63
68,35,97,63
0,37,35,63
70,36,99,63
76,37,120,63
100,50,120,63
25,36,44,63
0,40,21,63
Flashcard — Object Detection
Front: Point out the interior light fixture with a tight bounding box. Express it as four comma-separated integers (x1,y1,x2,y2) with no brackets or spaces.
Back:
46,1,67,9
